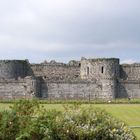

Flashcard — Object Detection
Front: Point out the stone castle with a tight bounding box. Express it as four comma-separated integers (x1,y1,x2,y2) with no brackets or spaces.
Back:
0,57,140,100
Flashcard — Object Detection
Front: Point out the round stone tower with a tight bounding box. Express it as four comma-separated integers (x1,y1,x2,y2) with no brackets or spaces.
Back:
80,58,120,99
0,60,32,79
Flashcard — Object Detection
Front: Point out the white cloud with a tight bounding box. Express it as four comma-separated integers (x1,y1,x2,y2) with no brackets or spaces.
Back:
0,0,140,62
121,59,136,64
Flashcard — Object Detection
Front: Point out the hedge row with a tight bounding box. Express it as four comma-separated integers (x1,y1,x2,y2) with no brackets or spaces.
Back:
0,98,140,104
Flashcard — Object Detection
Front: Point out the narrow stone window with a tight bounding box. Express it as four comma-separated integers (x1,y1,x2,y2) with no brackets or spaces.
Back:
101,66,104,74
87,67,89,75
32,81,34,86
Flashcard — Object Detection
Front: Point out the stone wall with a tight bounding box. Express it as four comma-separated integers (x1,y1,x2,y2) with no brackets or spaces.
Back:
31,63,80,81
80,58,120,80
0,58,139,100
40,82,103,100
118,80,140,98
80,58,120,99
0,60,32,79
120,64,140,80
0,78,34,100
101,79,117,98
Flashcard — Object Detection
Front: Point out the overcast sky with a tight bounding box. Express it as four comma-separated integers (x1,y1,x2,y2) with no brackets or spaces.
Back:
0,0,140,63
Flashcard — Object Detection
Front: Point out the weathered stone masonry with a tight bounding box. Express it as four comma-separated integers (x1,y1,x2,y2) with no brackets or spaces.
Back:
0,58,140,100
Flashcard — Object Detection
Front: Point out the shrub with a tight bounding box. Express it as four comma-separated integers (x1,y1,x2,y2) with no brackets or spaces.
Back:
0,100,136,140
51,105,136,140
0,111,19,140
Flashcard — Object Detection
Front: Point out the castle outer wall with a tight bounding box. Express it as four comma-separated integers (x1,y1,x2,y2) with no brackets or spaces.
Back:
0,58,140,100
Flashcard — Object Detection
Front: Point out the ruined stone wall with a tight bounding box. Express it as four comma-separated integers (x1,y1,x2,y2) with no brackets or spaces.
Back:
0,60,32,79
0,58,140,100
40,81,103,100
117,80,140,98
101,79,117,98
80,58,120,80
80,58,120,99
120,64,140,80
31,63,80,81
0,78,35,100
30,60,140,99
117,64,140,98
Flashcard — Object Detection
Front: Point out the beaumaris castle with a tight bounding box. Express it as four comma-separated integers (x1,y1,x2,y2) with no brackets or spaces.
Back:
0,57,140,100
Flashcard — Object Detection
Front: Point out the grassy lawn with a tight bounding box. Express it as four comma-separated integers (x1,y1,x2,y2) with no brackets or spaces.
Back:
0,103,140,139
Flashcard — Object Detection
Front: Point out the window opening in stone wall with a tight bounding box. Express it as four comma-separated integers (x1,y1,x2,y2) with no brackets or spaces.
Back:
87,67,89,75
139,78,140,88
101,66,104,74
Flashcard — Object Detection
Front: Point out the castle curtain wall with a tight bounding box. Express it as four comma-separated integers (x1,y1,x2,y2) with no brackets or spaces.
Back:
0,58,140,100
31,63,80,81
118,64,140,98
0,79,34,100
40,82,102,100
118,80,140,98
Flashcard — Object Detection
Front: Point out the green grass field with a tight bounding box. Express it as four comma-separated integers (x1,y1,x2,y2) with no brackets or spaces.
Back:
0,104,140,139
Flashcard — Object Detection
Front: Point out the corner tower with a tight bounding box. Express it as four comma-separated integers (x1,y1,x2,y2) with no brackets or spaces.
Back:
80,58,120,99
